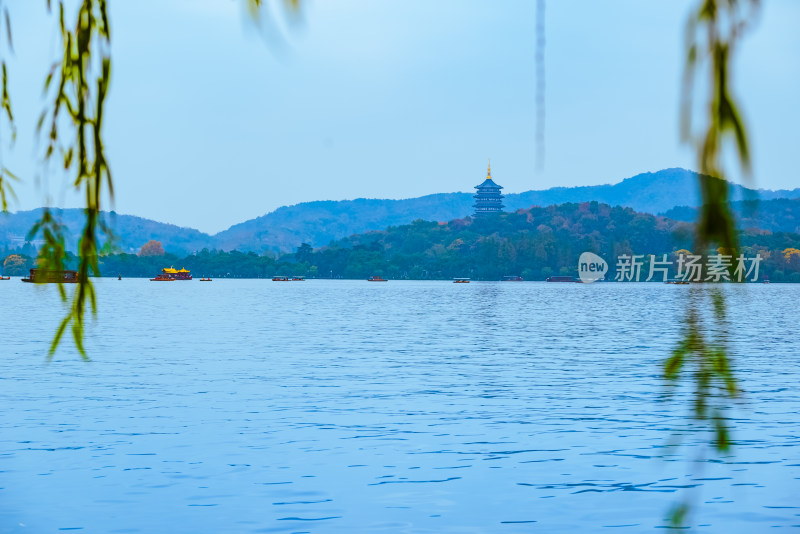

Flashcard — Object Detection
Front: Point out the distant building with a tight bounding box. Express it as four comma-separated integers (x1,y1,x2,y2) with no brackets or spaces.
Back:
473,161,504,217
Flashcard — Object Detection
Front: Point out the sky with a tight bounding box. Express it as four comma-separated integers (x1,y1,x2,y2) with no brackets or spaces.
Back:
4,0,799,234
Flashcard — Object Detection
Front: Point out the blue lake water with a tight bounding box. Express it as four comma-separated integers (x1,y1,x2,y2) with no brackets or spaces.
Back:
0,279,798,532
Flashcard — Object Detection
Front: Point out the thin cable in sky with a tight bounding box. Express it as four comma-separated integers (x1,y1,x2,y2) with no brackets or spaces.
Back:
536,0,545,172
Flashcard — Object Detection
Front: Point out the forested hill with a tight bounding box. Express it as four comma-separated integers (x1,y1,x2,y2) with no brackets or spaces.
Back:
3,168,800,254
297,201,799,281
664,197,800,234
211,193,472,252
60,201,800,283
210,168,800,252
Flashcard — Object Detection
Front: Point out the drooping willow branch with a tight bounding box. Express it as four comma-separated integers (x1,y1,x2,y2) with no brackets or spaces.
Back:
670,0,760,434
680,0,759,250
667,0,761,525
35,0,112,359
669,0,761,434
0,2,16,212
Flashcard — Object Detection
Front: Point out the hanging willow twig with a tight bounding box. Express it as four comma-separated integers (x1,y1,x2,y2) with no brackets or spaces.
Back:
666,0,761,525
34,0,112,359
680,0,758,252
245,0,304,55
0,1,17,212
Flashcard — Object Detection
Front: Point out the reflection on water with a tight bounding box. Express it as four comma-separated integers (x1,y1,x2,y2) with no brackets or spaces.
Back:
0,280,797,532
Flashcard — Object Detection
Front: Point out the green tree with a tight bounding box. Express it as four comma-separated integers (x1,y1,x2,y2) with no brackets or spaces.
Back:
295,242,313,263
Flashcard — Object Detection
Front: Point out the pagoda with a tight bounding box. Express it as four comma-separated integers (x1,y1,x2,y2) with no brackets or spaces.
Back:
473,161,504,217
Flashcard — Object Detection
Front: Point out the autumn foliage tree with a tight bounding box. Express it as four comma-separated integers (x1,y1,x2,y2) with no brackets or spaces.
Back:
783,248,800,268
139,240,165,257
2,254,30,275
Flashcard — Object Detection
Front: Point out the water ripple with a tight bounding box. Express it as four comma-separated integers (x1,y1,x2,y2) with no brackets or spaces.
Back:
0,280,797,532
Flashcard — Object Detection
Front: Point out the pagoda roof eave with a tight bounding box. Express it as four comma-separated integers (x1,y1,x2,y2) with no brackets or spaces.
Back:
474,178,503,189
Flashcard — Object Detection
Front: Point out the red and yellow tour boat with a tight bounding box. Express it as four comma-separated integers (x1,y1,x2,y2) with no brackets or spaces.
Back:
150,267,192,282
367,276,387,282
453,278,471,283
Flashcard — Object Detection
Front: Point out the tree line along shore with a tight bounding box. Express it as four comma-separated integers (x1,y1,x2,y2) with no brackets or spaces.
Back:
4,202,800,282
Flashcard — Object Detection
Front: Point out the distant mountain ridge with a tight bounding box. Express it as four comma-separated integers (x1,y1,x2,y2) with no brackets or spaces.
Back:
0,208,212,255
510,168,800,214
213,168,800,252
2,168,799,254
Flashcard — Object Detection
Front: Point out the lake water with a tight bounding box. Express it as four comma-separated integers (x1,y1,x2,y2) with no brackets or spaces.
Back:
0,279,798,532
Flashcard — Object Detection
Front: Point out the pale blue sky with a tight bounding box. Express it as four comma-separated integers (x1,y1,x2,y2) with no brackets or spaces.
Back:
5,0,799,233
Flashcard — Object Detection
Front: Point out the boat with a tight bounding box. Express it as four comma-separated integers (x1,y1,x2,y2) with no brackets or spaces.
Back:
502,275,524,282
453,278,471,283
367,276,388,282
272,275,290,281
0,276,10,280
546,276,577,282
151,267,192,281
199,277,212,282
665,279,690,285
118,273,122,280
21,269,79,283
291,276,306,281
170,267,192,280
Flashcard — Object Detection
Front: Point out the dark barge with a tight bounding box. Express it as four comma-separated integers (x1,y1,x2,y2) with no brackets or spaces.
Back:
21,269,79,283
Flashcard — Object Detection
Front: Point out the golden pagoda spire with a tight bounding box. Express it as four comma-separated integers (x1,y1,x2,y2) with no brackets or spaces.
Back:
487,158,491,180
